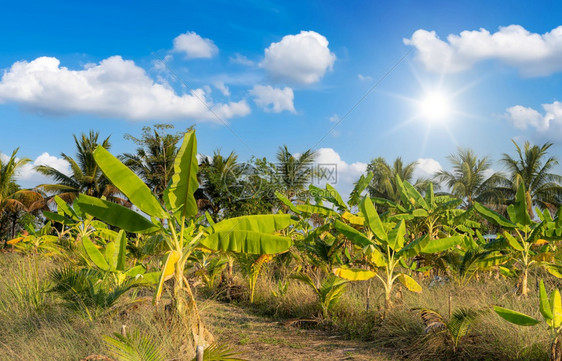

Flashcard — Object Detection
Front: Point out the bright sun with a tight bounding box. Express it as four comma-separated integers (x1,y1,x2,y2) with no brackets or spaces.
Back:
419,92,450,122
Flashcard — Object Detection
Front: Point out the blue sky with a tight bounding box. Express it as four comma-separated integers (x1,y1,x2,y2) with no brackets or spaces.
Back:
1,0,562,196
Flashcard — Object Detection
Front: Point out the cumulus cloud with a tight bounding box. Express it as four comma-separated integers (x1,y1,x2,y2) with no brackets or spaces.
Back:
261,31,336,85
0,56,251,122
505,101,562,138
172,31,218,59
412,158,442,180
249,85,295,113
404,25,562,76
213,81,230,97
229,53,254,66
313,148,368,200
0,152,71,188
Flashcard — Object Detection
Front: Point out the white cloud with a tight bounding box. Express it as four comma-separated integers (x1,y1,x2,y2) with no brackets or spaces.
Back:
413,158,442,180
249,85,295,113
314,148,368,201
229,53,254,66
357,74,373,82
0,56,251,122
404,25,562,76
213,81,230,97
0,152,71,188
261,31,336,85
505,101,562,138
172,31,218,59
329,114,340,123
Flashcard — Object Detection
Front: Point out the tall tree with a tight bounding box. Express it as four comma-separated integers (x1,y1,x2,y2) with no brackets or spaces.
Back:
35,131,118,202
275,145,317,201
434,148,504,208
500,140,562,217
121,124,191,201
366,157,421,202
0,148,42,239
197,150,240,217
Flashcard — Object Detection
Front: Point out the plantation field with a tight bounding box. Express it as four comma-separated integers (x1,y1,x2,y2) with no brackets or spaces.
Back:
0,252,557,361
1,130,561,361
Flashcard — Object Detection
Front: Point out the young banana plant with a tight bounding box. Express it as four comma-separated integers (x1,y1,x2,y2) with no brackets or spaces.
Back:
474,182,562,296
75,130,295,348
494,280,562,361
290,272,348,319
333,196,463,311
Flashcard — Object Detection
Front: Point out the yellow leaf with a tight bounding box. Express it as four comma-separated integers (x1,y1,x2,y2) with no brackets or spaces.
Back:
333,267,376,281
7,237,23,245
535,239,548,246
342,212,365,226
154,250,181,305
397,273,422,293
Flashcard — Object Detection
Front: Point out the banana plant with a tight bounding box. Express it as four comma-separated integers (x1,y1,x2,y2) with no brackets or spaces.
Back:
333,196,463,310
75,130,295,347
290,272,348,319
494,280,562,361
474,182,562,296
7,221,60,255
81,230,157,286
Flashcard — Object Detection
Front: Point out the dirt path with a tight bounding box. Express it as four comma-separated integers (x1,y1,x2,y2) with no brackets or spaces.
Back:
201,301,393,361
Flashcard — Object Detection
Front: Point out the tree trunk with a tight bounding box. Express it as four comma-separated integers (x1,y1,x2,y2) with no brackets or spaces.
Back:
551,333,562,361
519,268,529,296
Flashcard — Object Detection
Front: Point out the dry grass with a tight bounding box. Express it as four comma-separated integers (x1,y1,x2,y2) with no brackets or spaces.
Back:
0,253,554,360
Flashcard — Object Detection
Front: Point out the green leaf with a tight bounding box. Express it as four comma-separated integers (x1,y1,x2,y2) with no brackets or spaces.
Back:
326,184,348,211
539,280,553,322
76,194,159,233
54,196,79,220
507,182,531,227
333,220,372,247
93,146,167,219
43,211,75,226
333,267,376,281
420,235,462,254
360,196,386,240
83,236,110,271
295,204,339,217
397,273,422,293
275,191,301,214
551,289,562,328
200,230,292,255
164,131,199,220
116,230,127,272
207,214,295,234
493,306,540,326
473,202,515,228
105,241,117,270
387,220,406,251
349,172,373,206
503,232,525,251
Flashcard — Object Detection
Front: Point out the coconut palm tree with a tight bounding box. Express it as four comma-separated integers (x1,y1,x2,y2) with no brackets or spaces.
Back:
500,140,562,218
197,150,241,217
0,148,43,239
366,157,423,202
35,131,119,203
434,148,504,208
275,145,317,201
121,124,190,201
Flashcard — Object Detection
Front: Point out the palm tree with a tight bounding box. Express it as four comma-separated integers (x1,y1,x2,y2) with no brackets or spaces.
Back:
275,145,317,201
197,150,241,217
434,148,504,208
35,131,118,202
121,124,189,201
366,157,421,202
0,148,43,239
500,140,562,217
